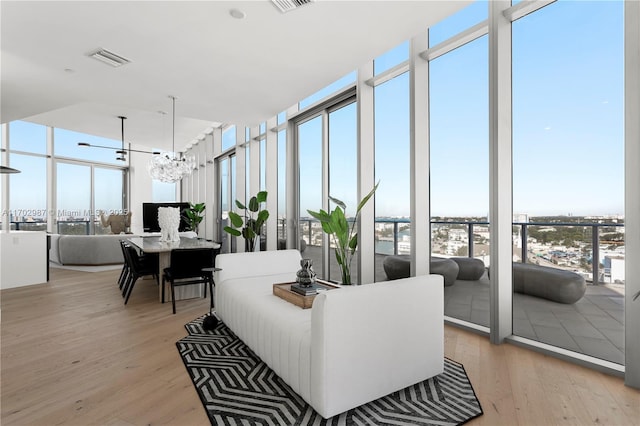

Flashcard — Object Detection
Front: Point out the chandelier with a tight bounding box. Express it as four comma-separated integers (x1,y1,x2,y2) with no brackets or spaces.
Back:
148,96,195,183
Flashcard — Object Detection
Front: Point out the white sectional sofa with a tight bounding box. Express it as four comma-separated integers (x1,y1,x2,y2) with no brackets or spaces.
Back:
214,249,444,419
49,231,197,265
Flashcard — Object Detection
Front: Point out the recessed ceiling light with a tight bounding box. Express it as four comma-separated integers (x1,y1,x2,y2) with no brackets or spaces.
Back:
229,8,246,19
64,68,75,73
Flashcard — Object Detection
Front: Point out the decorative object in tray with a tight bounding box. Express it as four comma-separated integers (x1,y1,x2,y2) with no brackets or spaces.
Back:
291,258,318,296
273,279,340,309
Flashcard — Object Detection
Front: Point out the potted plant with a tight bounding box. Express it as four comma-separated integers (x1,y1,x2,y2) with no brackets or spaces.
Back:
307,183,378,285
183,202,206,233
224,191,269,252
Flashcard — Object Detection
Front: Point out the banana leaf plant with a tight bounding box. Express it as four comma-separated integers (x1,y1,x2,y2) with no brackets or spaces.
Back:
183,202,206,233
224,191,269,252
307,183,378,284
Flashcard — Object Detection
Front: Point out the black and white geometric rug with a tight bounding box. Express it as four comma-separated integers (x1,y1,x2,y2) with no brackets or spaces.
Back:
177,315,483,425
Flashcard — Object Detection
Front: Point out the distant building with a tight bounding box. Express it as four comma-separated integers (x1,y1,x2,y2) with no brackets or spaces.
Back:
603,255,625,284
513,213,529,223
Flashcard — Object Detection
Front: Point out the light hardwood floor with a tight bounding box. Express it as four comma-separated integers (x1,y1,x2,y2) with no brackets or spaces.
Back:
1,267,638,425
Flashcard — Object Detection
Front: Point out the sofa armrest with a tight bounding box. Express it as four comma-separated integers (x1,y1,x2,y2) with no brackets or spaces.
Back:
310,275,444,418
49,234,62,264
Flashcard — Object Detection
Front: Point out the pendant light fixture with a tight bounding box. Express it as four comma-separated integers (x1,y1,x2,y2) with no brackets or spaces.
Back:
77,116,160,160
147,95,195,183
0,165,21,174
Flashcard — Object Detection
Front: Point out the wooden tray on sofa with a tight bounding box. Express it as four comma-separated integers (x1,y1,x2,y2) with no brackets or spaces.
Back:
273,280,340,309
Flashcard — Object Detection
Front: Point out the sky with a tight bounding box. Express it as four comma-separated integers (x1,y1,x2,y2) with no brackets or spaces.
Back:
297,0,624,218
4,0,625,220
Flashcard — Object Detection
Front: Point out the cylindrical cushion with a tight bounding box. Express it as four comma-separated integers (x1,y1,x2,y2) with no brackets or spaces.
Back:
382,255,411,280
430,257,459,287
382,255,459,286
512,263,586,304
451,257,486,280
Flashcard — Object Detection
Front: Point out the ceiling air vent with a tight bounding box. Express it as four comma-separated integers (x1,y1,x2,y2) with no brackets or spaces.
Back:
87,48,131,67
271,0,313,14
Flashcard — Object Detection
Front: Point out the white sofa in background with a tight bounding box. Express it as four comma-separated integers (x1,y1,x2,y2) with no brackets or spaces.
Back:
214,249,444,419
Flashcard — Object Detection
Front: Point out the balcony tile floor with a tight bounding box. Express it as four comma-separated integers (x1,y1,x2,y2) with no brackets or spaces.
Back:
443,273,624,364
303,246,624,365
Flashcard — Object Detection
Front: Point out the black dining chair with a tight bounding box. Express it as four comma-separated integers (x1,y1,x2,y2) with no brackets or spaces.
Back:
118,240,131,291
122,244,159,305
162,247,219,314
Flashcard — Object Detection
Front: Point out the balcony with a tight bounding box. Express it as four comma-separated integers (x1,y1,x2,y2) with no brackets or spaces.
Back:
11,219,121,235
296,218,625,365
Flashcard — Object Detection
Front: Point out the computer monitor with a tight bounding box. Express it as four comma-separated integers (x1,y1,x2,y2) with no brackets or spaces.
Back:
142,202,190,232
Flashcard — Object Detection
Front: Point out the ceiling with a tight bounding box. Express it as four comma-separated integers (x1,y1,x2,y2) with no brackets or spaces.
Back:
1,1,470,152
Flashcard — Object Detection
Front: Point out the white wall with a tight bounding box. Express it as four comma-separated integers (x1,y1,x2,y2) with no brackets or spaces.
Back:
0,231,47,289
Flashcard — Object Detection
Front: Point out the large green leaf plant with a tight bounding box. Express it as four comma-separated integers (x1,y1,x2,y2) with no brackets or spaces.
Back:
307,183,378,284
183,202,206,233
224,191,269,252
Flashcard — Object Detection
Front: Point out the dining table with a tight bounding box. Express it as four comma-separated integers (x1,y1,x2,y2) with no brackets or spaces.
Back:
127,236,221,302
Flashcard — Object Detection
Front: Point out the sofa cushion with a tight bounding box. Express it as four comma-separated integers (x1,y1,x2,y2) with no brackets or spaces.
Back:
57,234,125,265
214,272,313,403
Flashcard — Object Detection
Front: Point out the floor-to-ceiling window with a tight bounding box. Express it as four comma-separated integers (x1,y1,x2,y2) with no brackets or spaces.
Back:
373,72,411,282
56,162,91,234
245,130,251,203
277,111,287,247
5,121,127,235
217,153,236,253
9,153,47,231
430,33,489,327
8,121,48,231
297,115,324,276
94,167,126,234
295,84,358,282
260,137,266,192
512,0,624,364
327,101,357,282
299,72,356,110
152,180,177,202
53,126,128,234
222,125,236,152
55,161,124,235
54,127,122,165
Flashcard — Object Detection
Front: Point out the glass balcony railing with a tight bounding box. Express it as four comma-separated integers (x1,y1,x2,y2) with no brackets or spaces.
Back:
10,221,48,231
11,220,119,235
295,218,625,286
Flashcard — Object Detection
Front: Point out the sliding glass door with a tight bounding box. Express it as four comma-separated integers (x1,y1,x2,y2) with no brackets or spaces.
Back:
217,153,236,253
295,95,357,282
297,115,324,276
94,167,125,234
512,0,624,364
